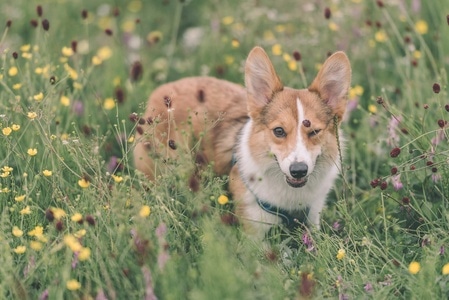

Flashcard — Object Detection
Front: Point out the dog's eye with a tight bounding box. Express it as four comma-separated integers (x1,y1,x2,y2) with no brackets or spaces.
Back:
308,129,321,137
273,127,286,138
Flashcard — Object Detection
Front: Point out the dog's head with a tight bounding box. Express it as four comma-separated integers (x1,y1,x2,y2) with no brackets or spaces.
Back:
245,47,351,188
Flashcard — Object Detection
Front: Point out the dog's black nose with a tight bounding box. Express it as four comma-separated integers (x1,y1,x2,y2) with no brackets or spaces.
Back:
289,162,308,179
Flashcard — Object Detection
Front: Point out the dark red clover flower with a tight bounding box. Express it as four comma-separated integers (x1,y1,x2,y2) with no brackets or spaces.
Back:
433,83,441,94
42,19,50,31
30,19,38,28
36,5,43,17
438,119,446,128
390,147,401,158
6,20,12,28
81,9,88,19
293,51,301,61
324,7,331,19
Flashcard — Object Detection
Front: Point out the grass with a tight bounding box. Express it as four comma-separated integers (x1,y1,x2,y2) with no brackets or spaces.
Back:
1,0,449,298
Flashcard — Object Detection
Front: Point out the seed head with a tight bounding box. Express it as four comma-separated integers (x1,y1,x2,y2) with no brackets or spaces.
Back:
50,76,56,85
391,167,398,175
438,119,446,128
292,51,301,61
130,61,143,82
36,5,43,17
390,147,401,158
163,96,172,108
445,104,449,112
380,181,388,190
376,96,384,105
433,83,441,94
30,19,38,28
81,9,88,19
12,52,18,59
6,20,12,28
42,19,50,31
324,7,331,19
168,139,176,150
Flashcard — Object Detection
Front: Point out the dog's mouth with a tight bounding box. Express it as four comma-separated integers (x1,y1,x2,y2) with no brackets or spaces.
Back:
285,176,308,188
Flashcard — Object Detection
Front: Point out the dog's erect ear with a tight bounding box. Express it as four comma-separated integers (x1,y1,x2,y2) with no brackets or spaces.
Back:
245,47,283,115
308,52,351,118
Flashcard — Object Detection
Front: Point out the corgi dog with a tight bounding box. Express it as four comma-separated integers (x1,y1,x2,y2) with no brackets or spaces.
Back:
134,47,351,238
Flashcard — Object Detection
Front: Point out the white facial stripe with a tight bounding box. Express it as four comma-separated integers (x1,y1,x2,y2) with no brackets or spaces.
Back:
282,98,312,174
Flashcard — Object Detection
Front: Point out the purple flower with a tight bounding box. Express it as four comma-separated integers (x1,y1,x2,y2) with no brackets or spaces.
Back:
391,174,403,190
72,100,84,117
364,282,373,292
39,289,49,300
387,116,401,147
302,232,315,251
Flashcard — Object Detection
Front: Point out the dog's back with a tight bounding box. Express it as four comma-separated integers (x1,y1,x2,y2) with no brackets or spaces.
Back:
134,77,248,178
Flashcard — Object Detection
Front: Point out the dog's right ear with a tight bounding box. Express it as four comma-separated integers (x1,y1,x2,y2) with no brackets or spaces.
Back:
245,47,283,116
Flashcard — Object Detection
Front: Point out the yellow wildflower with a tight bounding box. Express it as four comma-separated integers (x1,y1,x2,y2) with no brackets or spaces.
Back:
20,206,31,215
413,50,422,59
51,207,66,220
15,195,25,202
349,85,364,99
272,44,282,56
20,44,31,52
64,64,78,80
139,205,151,217
74,229,86,238
12,83,22,90
61,46,74,57
27,112,38,119
328,21,339,31
60,95,70,107
12,226,23,237
27,148,38,156
0,172,10,178
231,39,240,48
71,213,83,222
78,247,91,261
442,263,449,275
33,92,44,102
64,235,82,252
103,98,116,110
217,194,229,205
375,30,388,43
28,226,44,237
111,174,123,183
11,124,20,131
336,248,346,260
408,261,421,274
368,104,377,114
30,241,43,251
66,279,81,291
97,46,112,60
42,170,52,177
288,60,297,71
13,245,26,254
221,16,234,25
92,56,102,65
8,67,18,77
78,178,90,188
2,166,13,173
415,20,428,35
2,127,12,136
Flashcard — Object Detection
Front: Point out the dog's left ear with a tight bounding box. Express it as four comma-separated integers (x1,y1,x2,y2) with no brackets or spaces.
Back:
308,52,351,119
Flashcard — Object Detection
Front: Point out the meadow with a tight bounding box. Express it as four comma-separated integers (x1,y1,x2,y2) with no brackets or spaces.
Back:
1,0,449,298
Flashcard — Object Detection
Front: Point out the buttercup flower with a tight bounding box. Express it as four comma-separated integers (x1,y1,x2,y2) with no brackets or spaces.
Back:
442,263,449,275
71,213,83,222
27,148,38,156
272,44,282,56
336,249,346,260
2,127,12,136
415,20,428,35
28,226,44,238
33,92,44,102
42,170,52,177
66,279,81,291
13,245,26,254
15,195,25,202
111,174,123,183
60,95,70,107
30,241,43,251
20,206,32,215
12,226,23,237
64,235,82,252
78,247,91,261
11,124,20,131
103,98,115,110
8,66,18,77
27,112,38,119
78,178,90,188
61,46,74,57
408,261,421,274
139,205,151,217
217,195,229,205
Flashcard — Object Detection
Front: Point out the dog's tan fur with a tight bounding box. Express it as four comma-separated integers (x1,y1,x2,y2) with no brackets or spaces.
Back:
134,47,351,237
